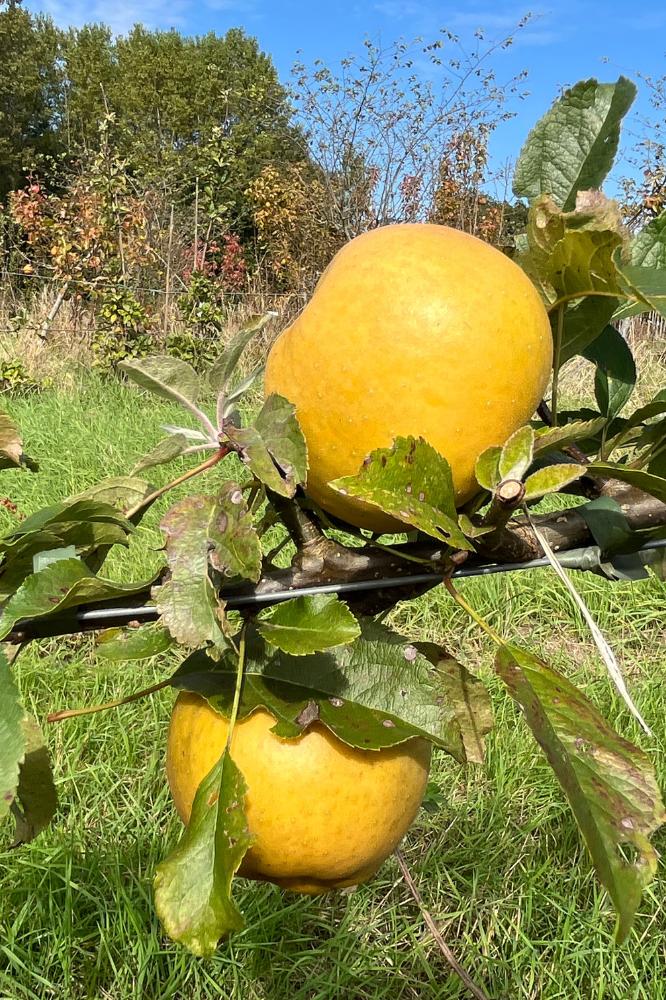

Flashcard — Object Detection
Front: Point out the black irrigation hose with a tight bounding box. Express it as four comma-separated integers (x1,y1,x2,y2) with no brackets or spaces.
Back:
8,540,665,643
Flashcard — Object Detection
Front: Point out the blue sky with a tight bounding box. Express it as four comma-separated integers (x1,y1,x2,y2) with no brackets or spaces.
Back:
28,0,666,185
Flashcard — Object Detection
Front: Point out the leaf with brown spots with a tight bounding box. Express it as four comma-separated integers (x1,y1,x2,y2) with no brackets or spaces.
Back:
154,749,253,956
154,487,260,651
0,558,155,640
171,620,478,759
330,436,472,549
496,643,665,943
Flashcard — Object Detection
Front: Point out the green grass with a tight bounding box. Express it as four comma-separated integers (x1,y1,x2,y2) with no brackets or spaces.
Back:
1,375,665,1000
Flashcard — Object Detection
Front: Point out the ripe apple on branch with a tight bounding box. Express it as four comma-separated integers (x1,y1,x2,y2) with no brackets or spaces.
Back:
1,74,666,989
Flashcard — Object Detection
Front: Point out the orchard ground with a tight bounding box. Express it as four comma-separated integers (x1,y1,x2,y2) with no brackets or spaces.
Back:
0,348,665,1000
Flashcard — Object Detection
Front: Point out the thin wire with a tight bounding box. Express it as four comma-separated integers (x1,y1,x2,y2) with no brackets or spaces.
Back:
10,540,665,640
0,269,308,299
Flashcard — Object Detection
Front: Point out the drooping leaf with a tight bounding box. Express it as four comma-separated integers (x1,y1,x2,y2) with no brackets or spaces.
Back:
119,355,200,405
330,436,472,550
416,642,493,765
0,559,154,640
208,314,274,396
208,482,262,584
588,463,666,503
96,622,173,661
513,77,637,210
257,595,361,655
132,434,191,474
523,463,585,500
474,445,502,492
534,417,607,455
154,750,253,956
629,210,666,269
496,643,665,944
11,715,57,846
582,326,636,419
225,395,307,499
521,193,625,304
0,649,24,822
152,496,230,651
173,621,470,759
499,426,535,482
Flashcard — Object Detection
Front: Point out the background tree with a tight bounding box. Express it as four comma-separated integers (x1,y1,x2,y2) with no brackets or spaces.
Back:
0,0,60,201
289,26,530,241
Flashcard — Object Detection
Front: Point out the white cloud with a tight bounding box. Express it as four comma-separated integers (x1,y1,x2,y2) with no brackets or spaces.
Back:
374,0,427,17
29,0,254,35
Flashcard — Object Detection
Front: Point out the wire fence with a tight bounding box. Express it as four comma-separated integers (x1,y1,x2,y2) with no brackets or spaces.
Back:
1,268,665,350
0,268,311,299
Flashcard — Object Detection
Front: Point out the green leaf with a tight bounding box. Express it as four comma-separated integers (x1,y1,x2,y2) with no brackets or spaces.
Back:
560,296,620,364
208,314,273,395
513,77,637,210
222,366,264,417
0,516,133,603
208,482,262,584
257,595,361,655
588,463,666,503
496,643,665,944
578,497,637,556
11,715,57,846
416,643,493,765
225,395,307,499
474,445,502,492
0,649,24,822
648,449,666,479
132,434,190,474
96,623,174,661
583,326,636,419
255,394,308,484
119,355,200,405
617,262,666,320
173,621,471,759
330,436,472,550
70,476,154,516
457,513,494,539
604,392,666,455
629,211,666,268
534,418,607,455
0,559,154,640
522,463,585,501
499,426,534,482
152,495,231,651
154,750,253,956
9,499,132,538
